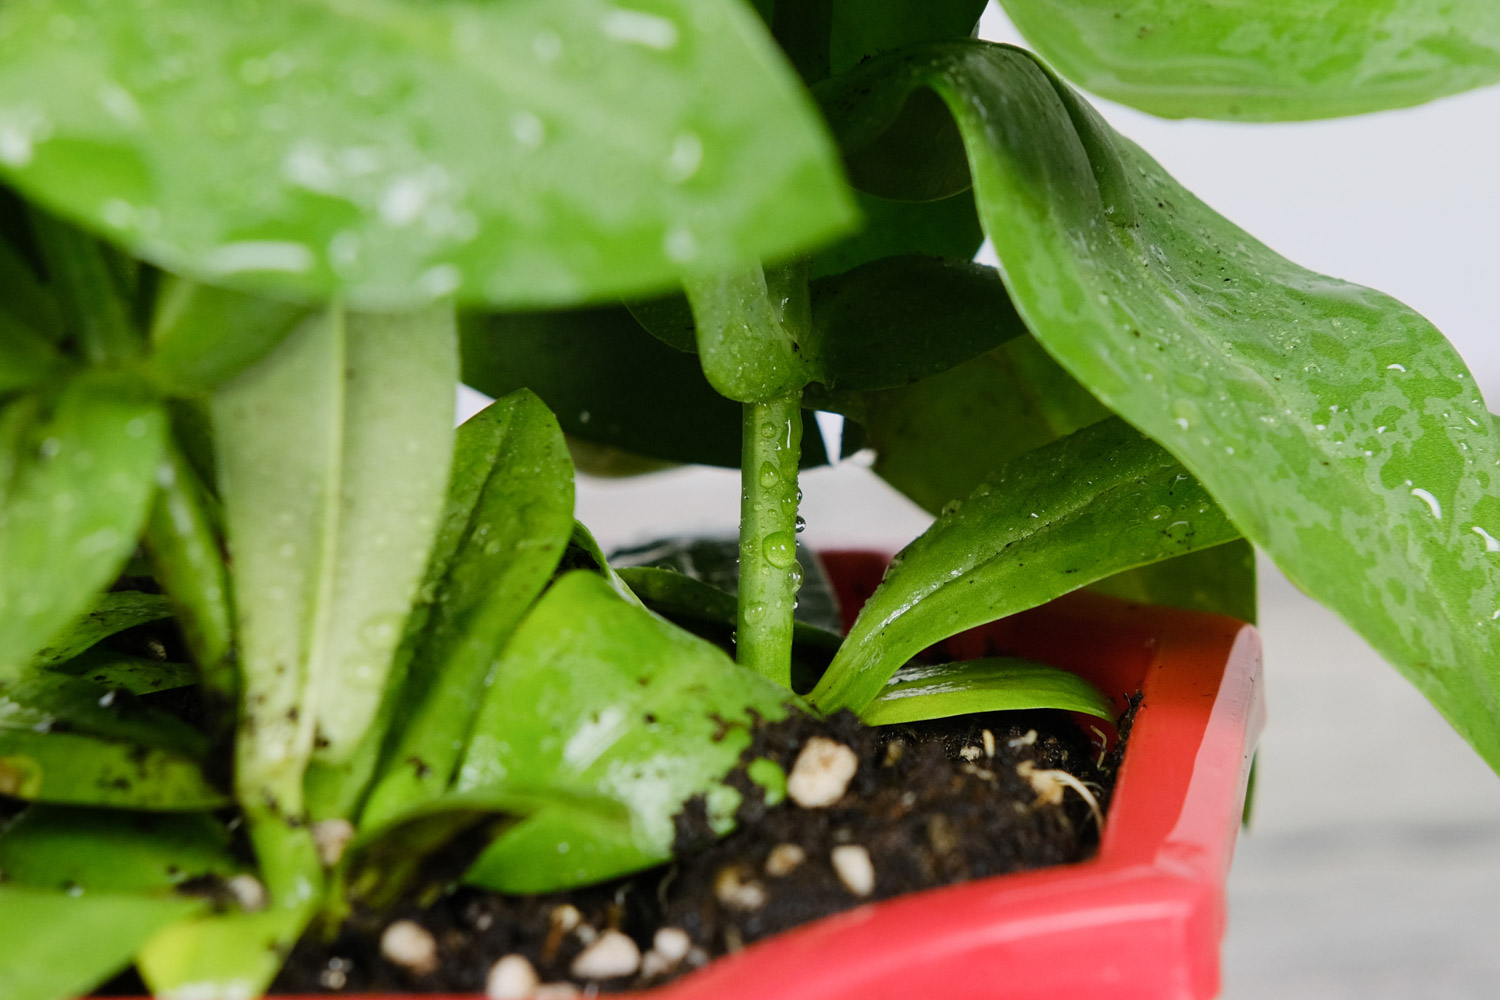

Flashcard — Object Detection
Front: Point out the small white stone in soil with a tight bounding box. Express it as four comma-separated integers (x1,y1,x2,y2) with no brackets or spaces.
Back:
486,954,540,1000
573,924,598,946
570,929,641,980
380,919,439,976
533,984,582,999
685,946,709,968
786,737,859,808
550,903,582,933
763,842,806,877
652,926,692,964
640,949,673,979
982,728,997,759
830,844,875,897
714,865,768,910
1008,729,1038,749
226,874,268,913
312,818,356,867
958,744,982,761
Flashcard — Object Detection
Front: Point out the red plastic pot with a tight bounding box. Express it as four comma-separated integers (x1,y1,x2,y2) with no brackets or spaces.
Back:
136,550,1264,1000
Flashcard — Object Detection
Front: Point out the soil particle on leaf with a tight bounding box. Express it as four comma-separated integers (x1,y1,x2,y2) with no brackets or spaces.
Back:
270,705,1123,995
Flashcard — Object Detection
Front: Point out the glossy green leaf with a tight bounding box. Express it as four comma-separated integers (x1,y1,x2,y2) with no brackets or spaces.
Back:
0,885,203,1000
0,673,225,810
564,520,648,608
29,591,171,667
361,390,574,829
686,262,814,403
861,657,1113,726
998,0,1500,120
0,376,167,679
50,651,196,696
460,307,829,469
828,41,1500,769
0,806,241,893
809,418,1240,713
214,306,455,816
148,276,312,394
0,0,854,308
1092,539,1257,624
457,571,794,892
809,190,984,280
830,0,988,75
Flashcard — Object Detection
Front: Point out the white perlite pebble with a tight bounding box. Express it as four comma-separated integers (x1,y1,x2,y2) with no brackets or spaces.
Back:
640,949,673,980
380,919,439,975
550,904,582,933
486,954,540,999
714,865,768,910
312,818,356,867
652,926,692,964
570,929,641,980
830,844,875,897
786,737,859,808
226,874,268,913
533,985,581,999
763,842,806,877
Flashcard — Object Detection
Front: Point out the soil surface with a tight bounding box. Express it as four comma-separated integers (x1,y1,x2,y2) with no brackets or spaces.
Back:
261,704,1126,996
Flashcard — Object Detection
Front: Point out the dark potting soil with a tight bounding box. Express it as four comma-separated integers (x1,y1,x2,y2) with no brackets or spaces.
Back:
261,704,1126,996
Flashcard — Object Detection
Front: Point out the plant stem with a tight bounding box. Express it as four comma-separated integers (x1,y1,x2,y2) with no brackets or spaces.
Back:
737,392,803,687
29,211,143,365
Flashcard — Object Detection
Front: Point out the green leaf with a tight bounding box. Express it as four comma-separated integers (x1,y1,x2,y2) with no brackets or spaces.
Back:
564,520,648,607
457,571,794,892
0,885,203,1000
29,591,172,667
0,806,242,893
0,224,63,341
617,566,843,652
0,376,167,679
360,390,574,829
809,417,1240,714
830,0,988,75
805,255,1024,392
137,900,318,1000
0,320,62,396
831,41,1500,769
997,0,1500,121
460,307,829,469
0,674,225,810
0,0,854,308
860,657,1114,726
148,276,312,394
1092,539,1257,624
809,190,983,280
214,306,455,812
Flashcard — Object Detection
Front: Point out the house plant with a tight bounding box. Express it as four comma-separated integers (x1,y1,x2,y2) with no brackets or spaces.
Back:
0,1,1496,998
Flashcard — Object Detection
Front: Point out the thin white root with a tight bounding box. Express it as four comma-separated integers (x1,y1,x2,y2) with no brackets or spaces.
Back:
1016,760,1105,830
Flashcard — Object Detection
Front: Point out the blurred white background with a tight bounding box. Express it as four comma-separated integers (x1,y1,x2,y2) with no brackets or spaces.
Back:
462,5,1500,994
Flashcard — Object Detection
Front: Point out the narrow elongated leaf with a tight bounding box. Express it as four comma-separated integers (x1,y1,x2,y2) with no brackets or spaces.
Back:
617,566,843,651
0,673,223,809
138,901,318,1000
458,571,794,892
823,41,1500,769
0,806,241,893
214,306,454,814
0,320,62,395
809,418,1239,713
50,651,196,695
0,376,166,678
30,591,171,667
0,229,62,340
998,0,1500,120
0,0,853,307
861,657,1113,726
360,390,574,829
0,885,203,1000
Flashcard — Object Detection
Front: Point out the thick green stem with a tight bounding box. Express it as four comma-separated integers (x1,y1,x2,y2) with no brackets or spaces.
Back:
737,393,803,687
